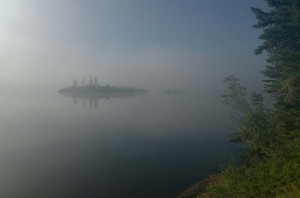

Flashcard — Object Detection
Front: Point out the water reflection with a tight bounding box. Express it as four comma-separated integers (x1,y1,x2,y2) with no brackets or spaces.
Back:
0,92,238,198
59,91,147,109
163,89,182,96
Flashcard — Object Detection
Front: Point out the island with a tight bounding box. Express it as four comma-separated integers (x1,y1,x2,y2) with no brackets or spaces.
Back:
59,84,147,96
58,76,147,109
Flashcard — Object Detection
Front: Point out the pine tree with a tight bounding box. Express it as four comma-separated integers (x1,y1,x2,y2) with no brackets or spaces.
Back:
89,75,93,86
94,77,97,85
251,0,300,130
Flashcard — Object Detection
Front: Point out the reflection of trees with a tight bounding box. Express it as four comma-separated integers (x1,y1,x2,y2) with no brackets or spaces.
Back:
60,91,146,110
72,97,77,105
89,99,92,110
163,89,182,95
59,80,147,110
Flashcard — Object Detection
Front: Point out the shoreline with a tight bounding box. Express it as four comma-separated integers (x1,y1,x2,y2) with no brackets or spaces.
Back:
177,177,213,198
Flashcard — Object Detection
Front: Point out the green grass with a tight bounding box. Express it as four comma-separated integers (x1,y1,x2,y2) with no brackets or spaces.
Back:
204,75,300,198
199,134,300,198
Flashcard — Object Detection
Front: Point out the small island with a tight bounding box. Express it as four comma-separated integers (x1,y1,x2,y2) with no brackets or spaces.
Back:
59,76,147,101
59,84,147,95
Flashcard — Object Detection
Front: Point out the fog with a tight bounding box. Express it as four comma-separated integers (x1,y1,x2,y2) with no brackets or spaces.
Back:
0,1,268,197
0,0,266,94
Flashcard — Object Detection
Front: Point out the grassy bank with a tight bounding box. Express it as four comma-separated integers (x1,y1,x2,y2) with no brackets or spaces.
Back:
195,1,300,197
200,134,300,197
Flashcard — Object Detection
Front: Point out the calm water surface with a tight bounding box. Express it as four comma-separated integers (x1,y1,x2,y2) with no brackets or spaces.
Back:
0,90,238,198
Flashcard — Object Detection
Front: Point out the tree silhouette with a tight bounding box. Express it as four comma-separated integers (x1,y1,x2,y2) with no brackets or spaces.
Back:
89,75,93,86
251,1,300,130
94,77,98,85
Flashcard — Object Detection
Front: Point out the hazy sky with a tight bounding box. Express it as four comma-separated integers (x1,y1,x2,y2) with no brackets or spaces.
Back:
0,0,267,93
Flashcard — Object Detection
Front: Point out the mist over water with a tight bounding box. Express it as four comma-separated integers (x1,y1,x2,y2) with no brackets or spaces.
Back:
0,0,268,197
0,89,238,198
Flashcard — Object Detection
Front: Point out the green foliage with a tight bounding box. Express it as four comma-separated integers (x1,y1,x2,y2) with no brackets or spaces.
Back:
207,75,300,198
199,1,300,197
275,188,300,198
206,71,300,197
251,0,300,130
201,133,300,198
222,76,249,120
222,76,277,158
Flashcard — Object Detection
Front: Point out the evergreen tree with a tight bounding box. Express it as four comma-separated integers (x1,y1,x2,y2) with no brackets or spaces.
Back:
202,2,300,197
82,76,86,86
94,77,97,85
251,0,300,130
89,75,93,86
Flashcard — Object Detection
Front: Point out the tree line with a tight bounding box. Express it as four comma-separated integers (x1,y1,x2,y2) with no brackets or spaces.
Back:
73,75,98,87
201,1,300,197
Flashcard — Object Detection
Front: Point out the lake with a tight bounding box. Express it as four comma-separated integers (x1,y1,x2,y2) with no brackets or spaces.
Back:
0,90,238,198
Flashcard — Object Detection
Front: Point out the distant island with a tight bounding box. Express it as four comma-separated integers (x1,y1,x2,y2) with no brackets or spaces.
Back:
59,84,147,95
60,76,147,94
59,76,147,100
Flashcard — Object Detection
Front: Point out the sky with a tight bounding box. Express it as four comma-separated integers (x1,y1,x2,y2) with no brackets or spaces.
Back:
0,0,267,93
